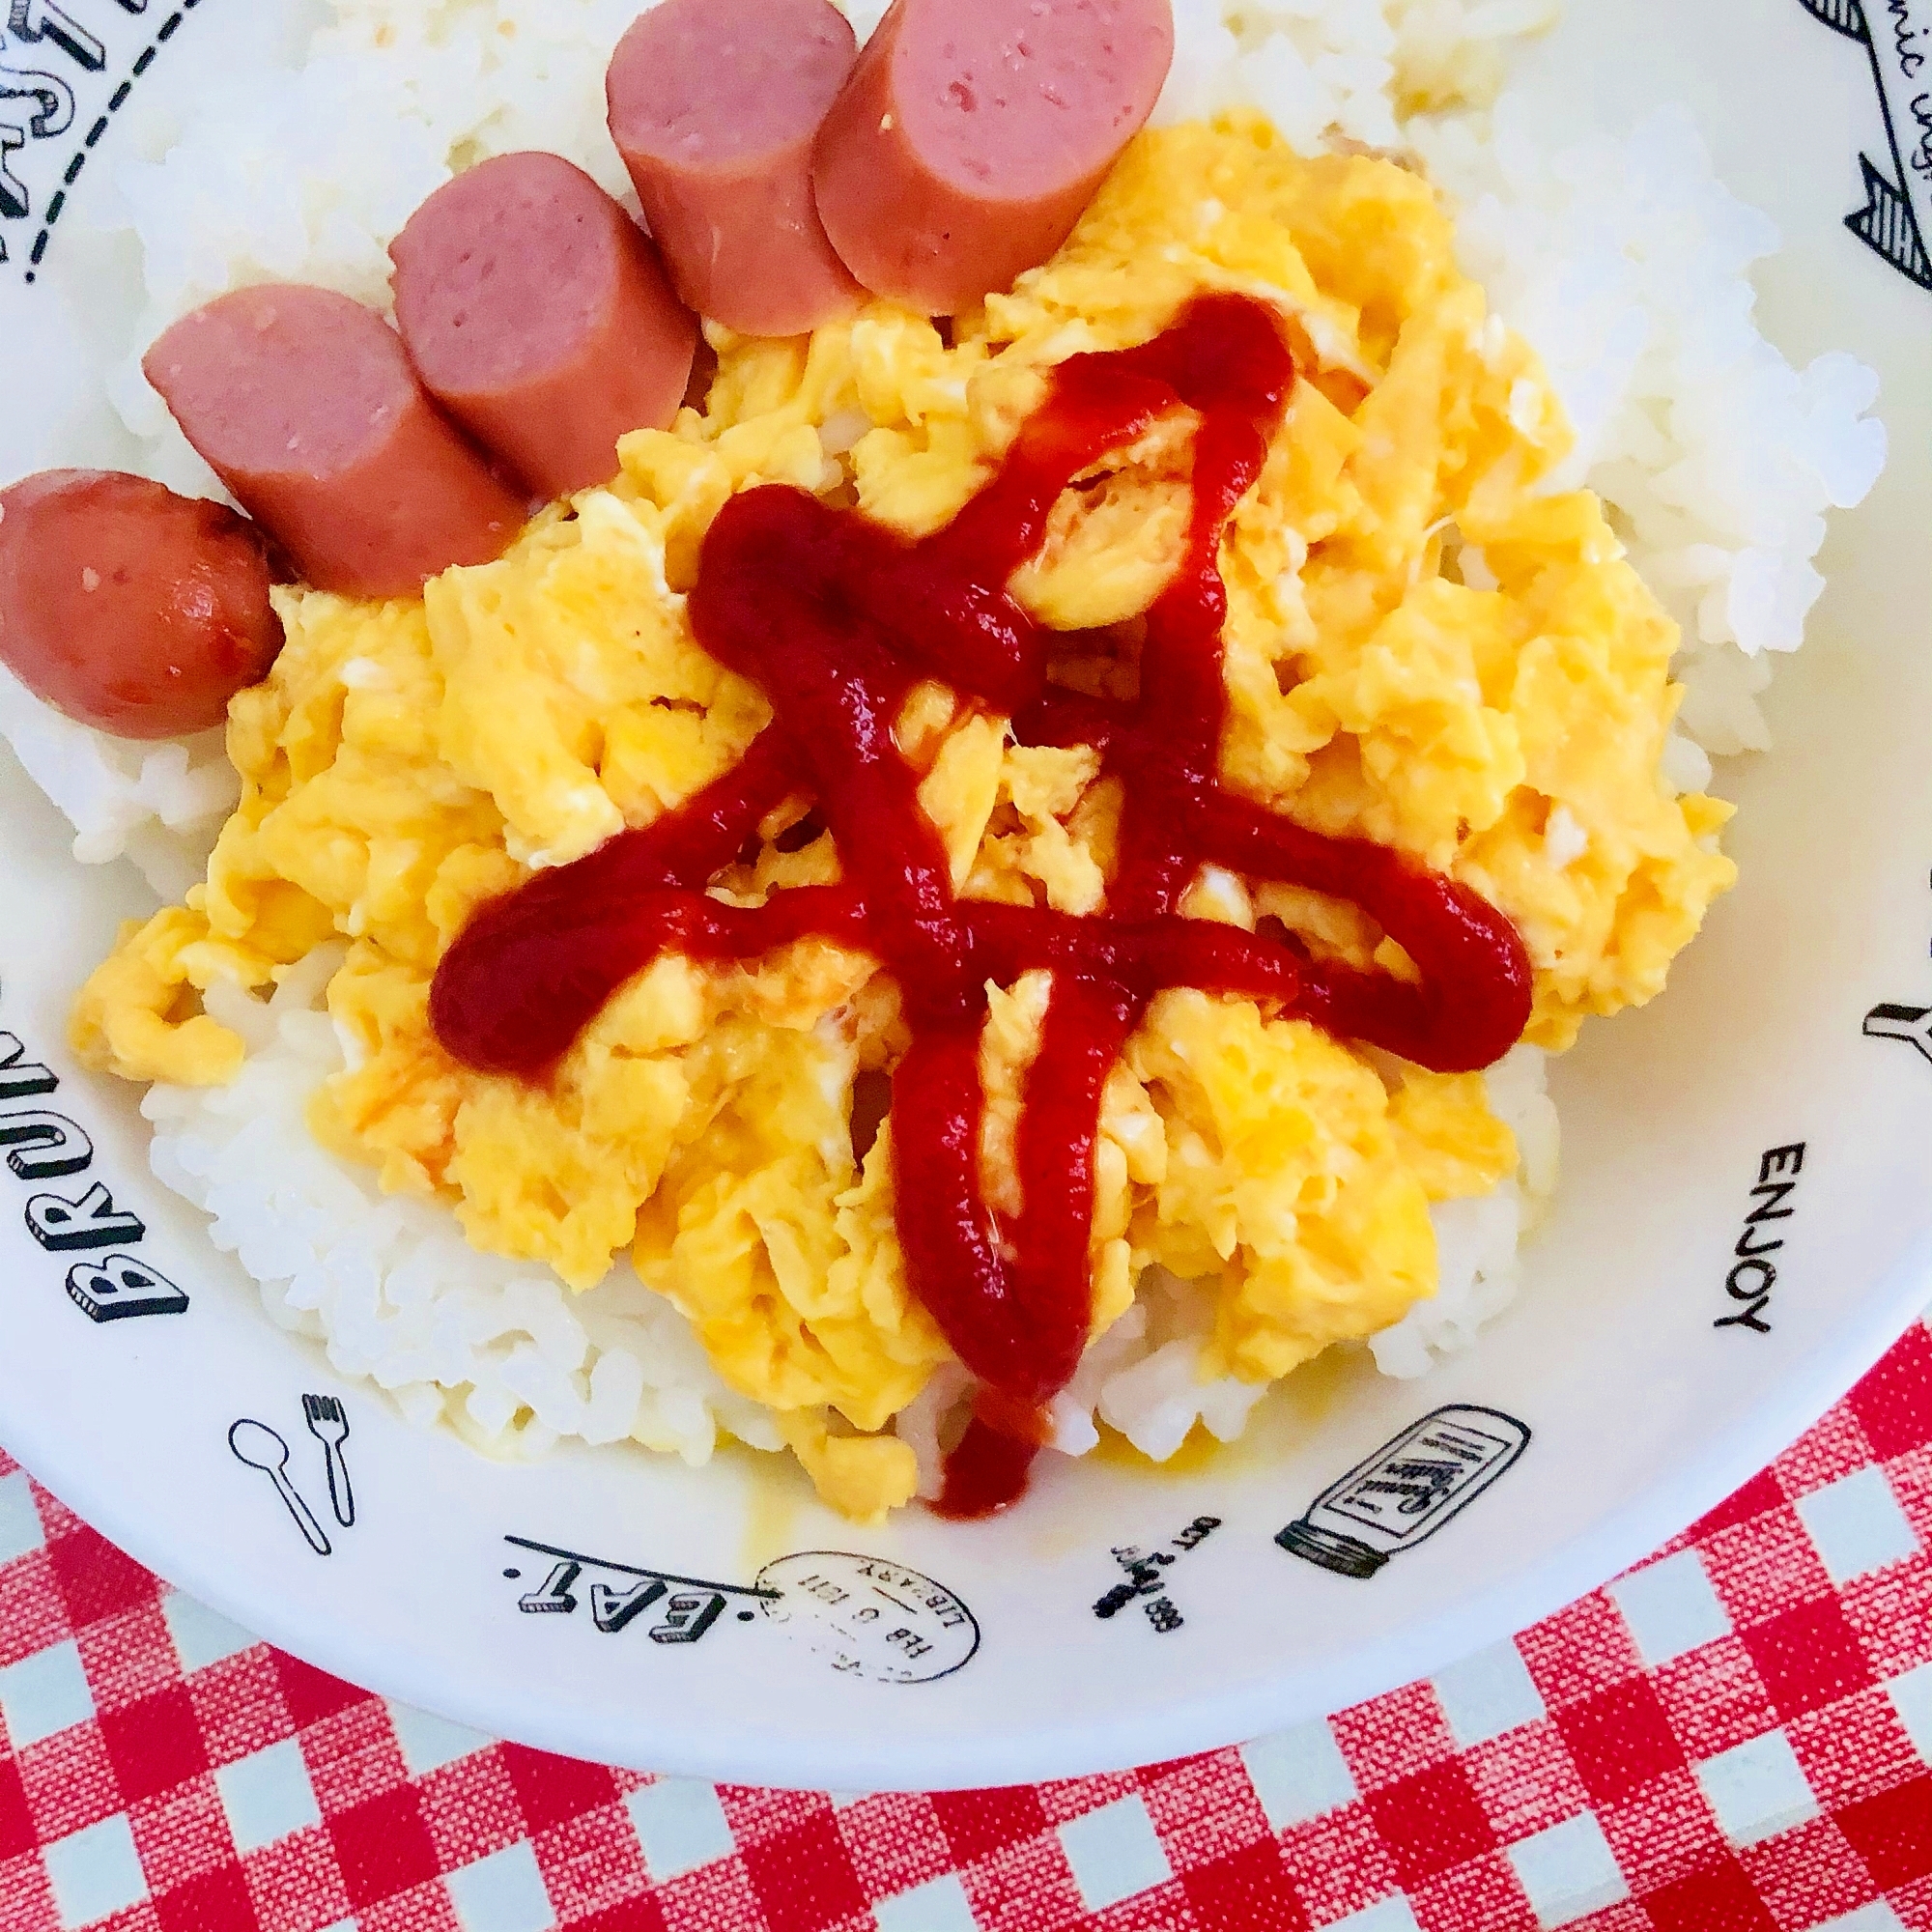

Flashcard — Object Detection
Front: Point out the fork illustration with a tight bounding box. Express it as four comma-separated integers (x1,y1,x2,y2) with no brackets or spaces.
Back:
302,1393,355,1528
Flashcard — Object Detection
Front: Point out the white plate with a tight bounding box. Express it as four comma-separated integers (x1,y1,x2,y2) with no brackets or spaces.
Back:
0,0,1927,1791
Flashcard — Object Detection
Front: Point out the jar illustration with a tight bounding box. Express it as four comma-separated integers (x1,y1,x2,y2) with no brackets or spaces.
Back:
1276,1404,1531,1578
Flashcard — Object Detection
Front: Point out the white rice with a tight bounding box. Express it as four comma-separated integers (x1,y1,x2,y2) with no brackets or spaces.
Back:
151,950,787,1464
1,0,1886,1476
1371,1042,1559,1380
0,665,236,900
1155,0,1562,151
1416,97,1889,761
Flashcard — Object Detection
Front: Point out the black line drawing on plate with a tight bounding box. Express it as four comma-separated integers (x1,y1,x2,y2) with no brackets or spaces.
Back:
1092,1515,1221,1634
516,1560,581,1614
0,123,21,227
2,0,188,275
506,1534,778,1603
25,1178,143,1250
301,1392,355,1528
753,1551,980,1684
503,1535,769,1648
0,995,185,1322
65,1251,186,1321
513,1561,730,1640
1,2,91,232
1865,1001,1932,1063
0,1032,58,1101
1861,866,1932,1064
501,1537,981,1680
1714,1143,1806,1335
1799,0,1932,290
0,67,72,213
8,1,110,74
229,1418,331,1556
0,1108,93,1178
1277,1404,1530,1579
591,1577,678,1634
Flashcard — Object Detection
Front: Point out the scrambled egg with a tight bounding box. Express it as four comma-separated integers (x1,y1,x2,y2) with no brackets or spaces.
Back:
73,116,1735,1520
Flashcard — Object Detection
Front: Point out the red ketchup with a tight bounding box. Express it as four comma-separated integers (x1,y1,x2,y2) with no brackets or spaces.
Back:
429,295,1534,1517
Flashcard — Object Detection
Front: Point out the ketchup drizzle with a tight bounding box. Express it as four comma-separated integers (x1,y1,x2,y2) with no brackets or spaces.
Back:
430,295,1534,1517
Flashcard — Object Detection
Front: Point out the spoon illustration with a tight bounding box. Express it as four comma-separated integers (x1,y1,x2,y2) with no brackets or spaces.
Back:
229,1419,332,1556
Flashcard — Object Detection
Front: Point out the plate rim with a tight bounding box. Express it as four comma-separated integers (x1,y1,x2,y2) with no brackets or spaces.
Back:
5,1226,1924,1790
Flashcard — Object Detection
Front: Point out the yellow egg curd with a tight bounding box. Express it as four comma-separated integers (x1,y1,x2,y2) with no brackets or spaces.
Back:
72,116,1736,1520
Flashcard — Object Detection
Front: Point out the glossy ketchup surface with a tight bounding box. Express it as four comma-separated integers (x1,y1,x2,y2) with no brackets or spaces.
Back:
430,295,1534,1517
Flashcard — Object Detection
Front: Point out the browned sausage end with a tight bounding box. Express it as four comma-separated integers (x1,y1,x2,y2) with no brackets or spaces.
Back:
0,469,284,739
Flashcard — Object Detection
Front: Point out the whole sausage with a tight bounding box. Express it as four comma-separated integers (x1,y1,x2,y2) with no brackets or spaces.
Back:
390,153,699,499
143,285,527,600
606,0,865,337
0,469,282,739
812,0,1176,315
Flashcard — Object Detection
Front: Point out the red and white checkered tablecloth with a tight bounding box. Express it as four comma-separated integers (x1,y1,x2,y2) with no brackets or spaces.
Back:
0,1321,1927,1932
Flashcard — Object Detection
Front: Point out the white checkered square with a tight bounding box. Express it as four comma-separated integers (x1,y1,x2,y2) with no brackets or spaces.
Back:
1506,1812,1628,1926
1059,1796,1172,1913
1888,1660,1932,1765
874,1873,979,1932
626,1777,735,1882
1695,1730,1818,1845
1812,1907,1909,1932
216,1738,320,1853
1434,1639,1546,1747
447,1840,555,1932
0,1638,93,1748
1240,1719,1357,1828
0,1469,43,1567
387,1699,494,1776
163,1592,259,1674
43,1813,146,1928
1609,1549,1730,1665
1798,1468,1920,1583
1329,1899,1423,1932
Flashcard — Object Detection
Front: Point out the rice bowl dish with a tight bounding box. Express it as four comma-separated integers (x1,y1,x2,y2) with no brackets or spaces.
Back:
0,0,1921,1795
0,0,1888,1535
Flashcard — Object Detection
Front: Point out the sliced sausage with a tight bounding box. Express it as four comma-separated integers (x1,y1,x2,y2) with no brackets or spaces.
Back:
390,153,699,500
606,0,865,337
0,469,283,739
812,0,1176,315
143,285,527,600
